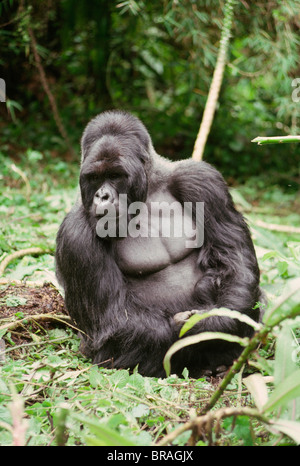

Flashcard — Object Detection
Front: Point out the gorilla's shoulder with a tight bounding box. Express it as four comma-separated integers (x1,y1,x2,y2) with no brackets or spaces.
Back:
170,158,227,184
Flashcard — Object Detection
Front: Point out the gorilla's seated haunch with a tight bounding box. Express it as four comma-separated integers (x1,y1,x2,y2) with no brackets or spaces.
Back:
56,110,263,378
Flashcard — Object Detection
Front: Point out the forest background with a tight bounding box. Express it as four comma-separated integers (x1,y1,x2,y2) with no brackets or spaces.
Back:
0,0,300,447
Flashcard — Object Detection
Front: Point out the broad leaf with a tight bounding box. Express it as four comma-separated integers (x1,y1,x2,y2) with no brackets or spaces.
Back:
179,307,261,338
269,418,300,444
263,371,300,413
74,415,136,446
274,323,298,386
263,277,300,326
243,374,268,412
164,331,249,376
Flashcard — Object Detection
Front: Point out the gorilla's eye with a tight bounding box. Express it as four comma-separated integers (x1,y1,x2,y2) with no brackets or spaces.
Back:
88,174,100,182
109,173,120,180
108,172,128,181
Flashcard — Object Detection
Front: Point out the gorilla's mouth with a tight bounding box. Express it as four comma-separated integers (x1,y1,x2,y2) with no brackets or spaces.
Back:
95,210,121,219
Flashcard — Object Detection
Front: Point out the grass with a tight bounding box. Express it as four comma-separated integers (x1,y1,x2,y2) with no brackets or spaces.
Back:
0,343,215,446
0,149,300,446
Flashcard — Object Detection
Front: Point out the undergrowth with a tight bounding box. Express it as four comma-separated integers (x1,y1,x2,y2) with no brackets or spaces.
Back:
0,150,300,446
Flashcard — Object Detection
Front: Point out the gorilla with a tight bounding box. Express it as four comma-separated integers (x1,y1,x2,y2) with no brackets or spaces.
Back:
56,110,263,378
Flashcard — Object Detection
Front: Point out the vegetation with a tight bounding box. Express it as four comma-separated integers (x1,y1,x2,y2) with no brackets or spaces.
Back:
0,155,299,446
1,0,300,176
0,0,299,447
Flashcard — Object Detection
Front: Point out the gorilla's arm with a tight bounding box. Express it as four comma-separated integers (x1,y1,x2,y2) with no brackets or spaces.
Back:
56,205,122,340
56,204,178,375
169,160,262,333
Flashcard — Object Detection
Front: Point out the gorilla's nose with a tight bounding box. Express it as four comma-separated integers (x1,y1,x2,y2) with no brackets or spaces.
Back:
94,187,114,206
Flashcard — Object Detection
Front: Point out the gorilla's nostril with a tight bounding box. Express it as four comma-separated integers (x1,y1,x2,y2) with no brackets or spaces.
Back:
95,189,112,204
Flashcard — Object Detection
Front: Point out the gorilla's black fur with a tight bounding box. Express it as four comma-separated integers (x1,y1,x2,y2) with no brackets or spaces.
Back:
56,110,263,377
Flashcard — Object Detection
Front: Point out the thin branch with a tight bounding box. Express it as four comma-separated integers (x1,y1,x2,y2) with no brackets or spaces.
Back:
0,278,50,287
0,313,73,332
157,406,268,446
254,219,300,234
0,18,17,28
252,135,300,145
192,0,237,161
10,163,31,201
9,392,28,446
27,27,76,158
0,247,51,276
200,327,269,416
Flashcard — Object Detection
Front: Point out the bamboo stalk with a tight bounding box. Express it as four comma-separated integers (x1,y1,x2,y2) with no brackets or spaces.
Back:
192,0,237,161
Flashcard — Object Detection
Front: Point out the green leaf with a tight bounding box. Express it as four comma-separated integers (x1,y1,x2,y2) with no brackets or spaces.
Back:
263,277,300,326
269,419,300,444
274,323,298,386
74,415,136,446
273,325,300,420
262,251,282,261
26,149,43,162
287,242,300,262
277,261,288,277
230,188,252,210
131,404,150,418
243,374,268,412
164,331,249,377
109,369,130,388
5,296,27,307
232,416,254,446
263,370,300,413
179,307,261,338
48,329,69,340
89,367,106,388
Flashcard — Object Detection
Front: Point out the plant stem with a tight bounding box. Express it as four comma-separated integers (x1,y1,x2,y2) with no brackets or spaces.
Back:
200,325,271,415
0,247,51,276
157,406,269,446
200,279,300,415
252,135,300,145
192,0,237,161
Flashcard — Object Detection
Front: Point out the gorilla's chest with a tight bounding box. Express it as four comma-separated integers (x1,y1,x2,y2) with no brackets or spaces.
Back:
115,190,197,276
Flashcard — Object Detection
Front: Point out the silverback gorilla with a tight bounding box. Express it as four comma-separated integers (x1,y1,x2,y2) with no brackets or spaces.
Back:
56,110,263,378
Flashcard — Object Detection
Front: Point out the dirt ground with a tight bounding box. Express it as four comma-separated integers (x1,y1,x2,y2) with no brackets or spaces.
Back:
0,283,68,346
1,283,66,318
0,283,226,386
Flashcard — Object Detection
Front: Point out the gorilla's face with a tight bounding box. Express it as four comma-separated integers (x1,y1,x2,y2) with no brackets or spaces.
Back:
79,129,149,229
